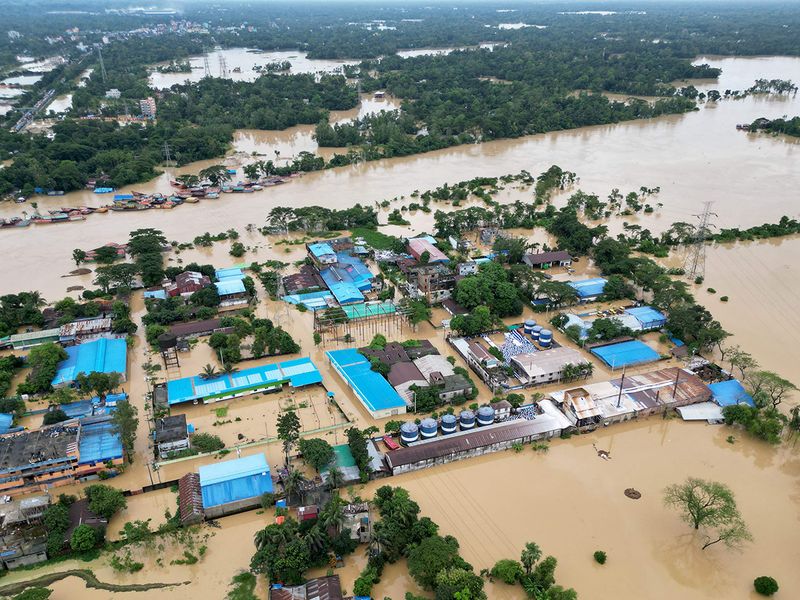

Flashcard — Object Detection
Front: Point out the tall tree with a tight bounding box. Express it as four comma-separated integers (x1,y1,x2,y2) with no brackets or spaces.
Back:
111,399,138,463
663,477,752,550
277,410,301,467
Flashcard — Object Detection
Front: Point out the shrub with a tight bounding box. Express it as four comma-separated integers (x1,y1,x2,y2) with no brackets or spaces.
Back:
490,559,524,584
720,296,729,302
70,524,98,552
593,550,607,565
706,288,716,294
754,576,779,596
191,432,226,452
260,493,275,509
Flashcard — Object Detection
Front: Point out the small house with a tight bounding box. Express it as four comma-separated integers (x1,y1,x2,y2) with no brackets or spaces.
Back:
154,414,189,457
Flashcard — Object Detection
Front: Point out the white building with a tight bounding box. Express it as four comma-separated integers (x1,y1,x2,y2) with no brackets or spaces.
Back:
510,347,589,385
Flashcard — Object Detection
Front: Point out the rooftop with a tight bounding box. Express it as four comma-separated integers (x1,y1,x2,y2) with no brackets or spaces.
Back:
511,347,588,378
52,337,128,386
215,267,245,281
591,340,660,368
523,250,572,266
359,342,410,365
326,348,406,414
387,362,427,387
0,424,79,476
167,357,322,405
708,379,755,408
308,242,336,259
199,453,273,508
214,279,246,296
154,414,188,443
568,277,607,298
387,418,564,469
408,238,449,263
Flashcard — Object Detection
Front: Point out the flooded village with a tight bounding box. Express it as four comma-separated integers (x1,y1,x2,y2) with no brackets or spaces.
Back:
0,3,799,600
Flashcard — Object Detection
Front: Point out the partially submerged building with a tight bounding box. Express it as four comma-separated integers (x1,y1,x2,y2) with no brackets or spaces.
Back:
326,348,407,419
51,337,128,387
407,237,449,263
166,357,322,406
0,494,50,569
523,250,572,269
510,347,589,385
568,278,607,302
154,414,190,457
198,453,273,519
270,575,343,600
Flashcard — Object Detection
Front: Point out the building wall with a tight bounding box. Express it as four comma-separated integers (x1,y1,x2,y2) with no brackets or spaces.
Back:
203,495,262,519
390,427,562,475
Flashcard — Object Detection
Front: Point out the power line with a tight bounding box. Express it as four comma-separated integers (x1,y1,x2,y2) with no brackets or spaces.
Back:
684,200,717,280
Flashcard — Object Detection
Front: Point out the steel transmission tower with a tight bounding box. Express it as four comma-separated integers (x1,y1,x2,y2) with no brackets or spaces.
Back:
163,142,173,168
97,48,108,84
684,201,717,280
219,54,228,78
203,48,212,78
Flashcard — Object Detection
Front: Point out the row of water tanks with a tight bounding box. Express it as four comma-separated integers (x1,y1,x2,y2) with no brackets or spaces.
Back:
524,319,553,348
400,406,496,445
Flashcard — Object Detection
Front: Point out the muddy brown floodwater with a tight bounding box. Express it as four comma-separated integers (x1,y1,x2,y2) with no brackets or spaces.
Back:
2,55,800,598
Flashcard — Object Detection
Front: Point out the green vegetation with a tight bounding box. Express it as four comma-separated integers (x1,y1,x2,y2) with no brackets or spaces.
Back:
750,115,800,137
226,572,258,600
593,551,607,565
18,343,67,396
111,399,138,462
347,427,371,482
191,433,226,453
298,438,334,473
753,576,780,597
84,484,127,520
663,478,752,550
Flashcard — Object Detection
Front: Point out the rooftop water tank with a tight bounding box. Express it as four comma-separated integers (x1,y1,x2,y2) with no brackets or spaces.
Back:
400,422,419,445
420,418,438,439
531,325,543,341
441,414,457,435
524,319,536,334
477,405,495,427
459,410,476,430
539,328,553,348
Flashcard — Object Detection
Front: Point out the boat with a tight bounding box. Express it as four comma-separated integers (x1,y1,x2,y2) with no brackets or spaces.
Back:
205,192,219,199
183,196,199,204
95,206,109,213
0,217,30,228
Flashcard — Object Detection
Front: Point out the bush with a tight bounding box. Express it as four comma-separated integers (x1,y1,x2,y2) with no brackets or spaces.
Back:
260,493,275,509
754,576,779,596
84,484,126,519
706,288,716,294
43,409,69,425
70,524,98,552
490,559,524,584
720,296,729,302
191,432,226,452
593,550,607,565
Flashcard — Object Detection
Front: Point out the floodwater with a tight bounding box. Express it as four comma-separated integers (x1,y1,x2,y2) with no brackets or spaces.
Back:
148,48,358,90
1,74,43,86
47,93,73,114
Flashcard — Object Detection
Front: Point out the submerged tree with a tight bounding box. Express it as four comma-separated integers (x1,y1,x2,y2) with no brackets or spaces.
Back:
277,409,301,468
663,477,752,550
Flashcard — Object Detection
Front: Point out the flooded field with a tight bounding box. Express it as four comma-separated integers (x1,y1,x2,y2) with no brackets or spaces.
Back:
148,48,357,89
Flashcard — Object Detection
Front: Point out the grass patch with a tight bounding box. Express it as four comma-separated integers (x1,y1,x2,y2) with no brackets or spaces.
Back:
351,227,404,251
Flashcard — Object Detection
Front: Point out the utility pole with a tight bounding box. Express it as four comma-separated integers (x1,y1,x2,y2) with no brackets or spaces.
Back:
616,366,626,408
96,47,108,85
684,201,717,281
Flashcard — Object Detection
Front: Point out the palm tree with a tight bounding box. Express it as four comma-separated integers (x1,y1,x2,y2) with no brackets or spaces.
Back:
304,525,328,554
283,469,306,505
200,364,219,380
319,494,345,533
243,163,261,181
326,467,344,491
222,363,239,376
26,290,46,307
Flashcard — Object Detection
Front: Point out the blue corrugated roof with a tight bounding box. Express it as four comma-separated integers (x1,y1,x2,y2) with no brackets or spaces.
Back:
215,267,245,281
708,379,756,407
591,340,660,368
144,289,167,300
53,337,128,386
0,414,12,435
326,348,406,415
199,453,273,508
283,290,333,310
326,281,363,305
215,279,246,296
568,278,608,298
78,420,123,464
625,306,667,329
308,242,335,259
167,357,322,405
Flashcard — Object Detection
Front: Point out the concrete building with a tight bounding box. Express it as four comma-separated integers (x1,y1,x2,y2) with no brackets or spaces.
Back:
407,237,449,263
386,416,566,475
0,494,50,569
457,261,478,276
58,317,113,344
387,362,428,404
307,242,337,267
510,347,589,385
168,318,233,341
154,414,189,457
214,278,248,310
140,96,157,118
9,328,61,350
467,340,500,369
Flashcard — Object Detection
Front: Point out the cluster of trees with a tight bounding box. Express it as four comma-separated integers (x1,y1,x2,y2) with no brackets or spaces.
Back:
206,314,300,364
0,120,231,197
488,541,577,600
266,204,378,233
249,495,358,585
0,355,23,398
0,291,45,337
750,116,800,138
355,486,483,599
18,343,67,396
455,262,523,317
